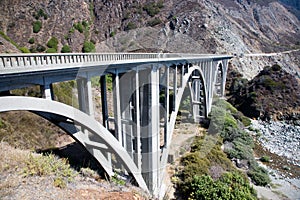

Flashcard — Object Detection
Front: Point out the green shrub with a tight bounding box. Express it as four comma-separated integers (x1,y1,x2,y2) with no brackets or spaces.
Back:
147,18,162,26
33,9,48,20
29,47,37,53
109,31,116,37
52,81,77,106
32,20,42,33
28,37,35,44
111,173,126,185
19,47,30,53
247,167,270,186
35,44,46,52
271,64,281,71
125,22,137,31
46,48,57,53
0,31,19,48
157,0,164,8
259,156,270,163
69,27,75,34
82,20,89,28
23,153,77,188
0,118,4,128
143,2,161,17
47,37,59,50
82,41,95,53
261,76,285,90
184,172,257,200
61,45,71,53
74,22,84,33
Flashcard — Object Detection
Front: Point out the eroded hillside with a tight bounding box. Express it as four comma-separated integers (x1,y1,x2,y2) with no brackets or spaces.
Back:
0,0,299,78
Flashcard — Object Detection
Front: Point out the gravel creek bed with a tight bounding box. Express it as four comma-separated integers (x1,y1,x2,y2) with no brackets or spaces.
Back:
251,120,300,167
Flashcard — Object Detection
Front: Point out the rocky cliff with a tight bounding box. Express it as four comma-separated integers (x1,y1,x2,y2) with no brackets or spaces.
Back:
0,0,299,78
228,64,300,121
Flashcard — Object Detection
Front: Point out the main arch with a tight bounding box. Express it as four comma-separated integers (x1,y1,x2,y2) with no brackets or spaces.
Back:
0,96,149,193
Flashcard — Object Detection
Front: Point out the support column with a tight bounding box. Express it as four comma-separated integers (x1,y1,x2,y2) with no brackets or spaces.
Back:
113,71,122,143
173,65,177,111
100,75,109,128
164,66,170,148
77,76,94,117
140,66,160,195
134,68,142,170
41,83,54,100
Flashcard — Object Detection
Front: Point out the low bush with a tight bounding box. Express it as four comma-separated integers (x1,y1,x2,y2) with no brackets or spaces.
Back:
259,155,270,163
147,18,162,26
46,48,57,53
47,37,59,50
0,118,3,128
33,9,48,20
23,153,77,188
125,22,137,31
109,31,116,37
61,45,71,53
74,22,84,33
52,81,77,107
247,166,270,186
143,2,162,17
36,44,46,52
19,47,30,53
0,31,19,48
32,20,42,33
184,172,257,200
28,37,35,44
82,41,95,53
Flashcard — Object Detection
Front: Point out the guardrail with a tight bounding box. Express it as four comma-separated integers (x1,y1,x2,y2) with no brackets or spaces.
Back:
0,53,232,74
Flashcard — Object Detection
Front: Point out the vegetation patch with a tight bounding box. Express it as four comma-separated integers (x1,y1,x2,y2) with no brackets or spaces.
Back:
185,172,256,200
0,31,19,48
23,153,77,188
32,20,42,33
19,47,30,53
33,9,48,20
46,48,57,53
61,45,71,53
52,81,77,107
228,64,300,120
125,22,137,31
147,18,162,27
143,1,164,17
47,37,59,51
176,99,269,198
28,37,35,44
82,41,95,53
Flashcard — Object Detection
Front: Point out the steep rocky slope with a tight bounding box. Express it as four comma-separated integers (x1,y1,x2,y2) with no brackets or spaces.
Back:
0,0,299,78
228,64,300,121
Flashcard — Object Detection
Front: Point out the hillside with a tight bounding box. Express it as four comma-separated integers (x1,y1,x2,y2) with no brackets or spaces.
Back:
228,64,300,121
0,0,299,78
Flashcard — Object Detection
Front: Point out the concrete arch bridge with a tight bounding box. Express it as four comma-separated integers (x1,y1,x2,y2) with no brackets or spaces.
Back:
0,53,232,197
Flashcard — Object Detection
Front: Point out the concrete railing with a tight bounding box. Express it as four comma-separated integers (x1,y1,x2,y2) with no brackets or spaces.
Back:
0,53,232,74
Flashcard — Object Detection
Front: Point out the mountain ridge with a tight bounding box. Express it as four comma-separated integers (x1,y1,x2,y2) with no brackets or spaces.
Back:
0,0,299,79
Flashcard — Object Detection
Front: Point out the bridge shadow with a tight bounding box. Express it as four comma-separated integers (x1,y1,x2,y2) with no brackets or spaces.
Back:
36,142,106,179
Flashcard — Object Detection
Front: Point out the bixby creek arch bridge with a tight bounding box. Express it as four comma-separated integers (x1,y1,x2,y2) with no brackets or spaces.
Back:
0,53,232,197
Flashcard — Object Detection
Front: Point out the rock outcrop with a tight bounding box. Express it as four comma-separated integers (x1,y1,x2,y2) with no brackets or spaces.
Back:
228,64,300,121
